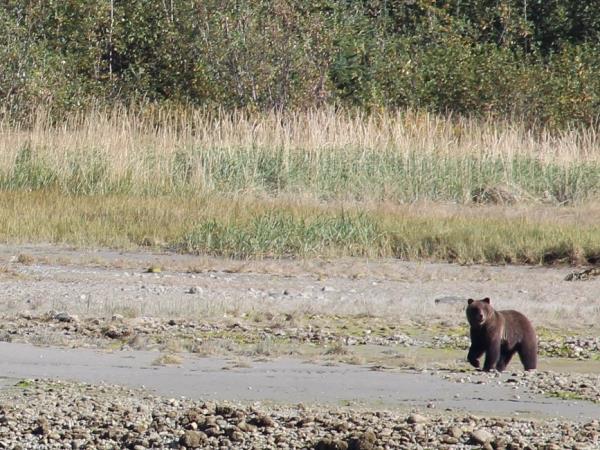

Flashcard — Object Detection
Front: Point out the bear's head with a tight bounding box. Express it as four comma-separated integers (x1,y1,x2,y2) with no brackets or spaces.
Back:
466,297,494,327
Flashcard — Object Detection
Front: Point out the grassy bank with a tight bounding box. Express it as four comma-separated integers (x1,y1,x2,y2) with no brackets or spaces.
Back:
2,108,600,203
2,191,600,264
2,108,600,264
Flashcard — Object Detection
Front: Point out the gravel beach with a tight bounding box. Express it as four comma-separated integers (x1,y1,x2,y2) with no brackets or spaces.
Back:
0,245,599,449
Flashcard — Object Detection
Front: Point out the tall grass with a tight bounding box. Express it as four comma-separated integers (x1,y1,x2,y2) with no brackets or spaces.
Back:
2,107,600,263
2,191,600,264
1,107,600,202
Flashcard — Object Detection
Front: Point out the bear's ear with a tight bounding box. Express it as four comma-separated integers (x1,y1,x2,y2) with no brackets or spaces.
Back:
467,299,474,305
482,297,491,304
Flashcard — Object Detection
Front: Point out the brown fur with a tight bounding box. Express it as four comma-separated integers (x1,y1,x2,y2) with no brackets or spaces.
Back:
466,297,537,372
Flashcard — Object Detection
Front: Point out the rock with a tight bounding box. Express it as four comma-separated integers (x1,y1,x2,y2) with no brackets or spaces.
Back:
334,422,349,432
179,430,208,448
32,417,50,435
315,437,348,450
441,435,459,444
470,429,493,444
448,426,463,439
348,430,376,450
237,421,257,433
130,423,147,433
434,296,466,305
54,312,77,323
565,267,600,281
493,438,508,450
250,414,275,428
0,371,598,449
407,413,428,424
47,432,61,440
102,325,131,339
204,425,220,436
215,404,235,416
230,431,244,442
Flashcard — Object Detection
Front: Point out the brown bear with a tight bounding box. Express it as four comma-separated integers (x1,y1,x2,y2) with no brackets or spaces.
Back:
466,297,537,372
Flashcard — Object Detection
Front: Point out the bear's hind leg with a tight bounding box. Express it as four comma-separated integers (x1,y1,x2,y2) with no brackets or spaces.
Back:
518,341,537,370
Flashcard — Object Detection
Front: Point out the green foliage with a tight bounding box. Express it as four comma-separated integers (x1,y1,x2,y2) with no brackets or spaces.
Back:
10,143,57,190
548,390,586,401
3,140,600,203
2,1,600,126
15,379,34,389
177,211,383,258
166,204,600,263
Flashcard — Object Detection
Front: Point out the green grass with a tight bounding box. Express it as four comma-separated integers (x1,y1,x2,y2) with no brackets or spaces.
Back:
2,191,600,264
548,390,587,402
3,108,600,204
177,211,383,258
176,208,600,263
15,379,33,389
3,145,600,203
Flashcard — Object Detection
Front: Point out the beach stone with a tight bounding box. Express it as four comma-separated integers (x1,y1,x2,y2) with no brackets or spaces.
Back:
32,418,50,435
230,430,244,442
179,430,208,448
407,413,428,424
315,437,349,450
54,312,77,323
470,429,493,444
348,430,376,450
448,426,463,438
251,414,275,428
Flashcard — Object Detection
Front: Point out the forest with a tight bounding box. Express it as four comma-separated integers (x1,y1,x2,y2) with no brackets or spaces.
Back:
2,0,600,127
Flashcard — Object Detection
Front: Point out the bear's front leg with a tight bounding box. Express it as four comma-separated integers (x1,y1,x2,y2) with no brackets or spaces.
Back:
482,339,501,371
467,344,484,368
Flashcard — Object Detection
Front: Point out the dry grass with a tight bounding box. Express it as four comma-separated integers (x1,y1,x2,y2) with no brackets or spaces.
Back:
4,106,600,163
16,253,34,265
2,106,600,202
324,341,350,356
152,353,183,366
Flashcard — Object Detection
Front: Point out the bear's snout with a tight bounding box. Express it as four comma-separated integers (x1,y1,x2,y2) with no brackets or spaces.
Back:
467,306,487,326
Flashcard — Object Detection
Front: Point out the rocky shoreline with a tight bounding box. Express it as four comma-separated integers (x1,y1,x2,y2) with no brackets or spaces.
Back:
2,312,599,360
440,370,600,405
0,379,597,450
1,249,600,449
